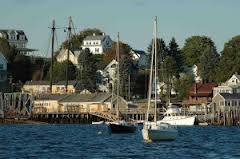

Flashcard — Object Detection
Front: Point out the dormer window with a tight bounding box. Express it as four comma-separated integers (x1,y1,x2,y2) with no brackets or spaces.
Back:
20,35,25,40
11,34,15,40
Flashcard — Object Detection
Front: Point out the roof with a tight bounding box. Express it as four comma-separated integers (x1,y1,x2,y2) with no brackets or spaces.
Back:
25,80,78,86
104,59,117,71
0,29,27,41
189,83,218,96
84,35,106,41
15,48,37,52
59,93,112,103
219,93,240,100
0,52,7,63
34,94,69,101
131,49,146,55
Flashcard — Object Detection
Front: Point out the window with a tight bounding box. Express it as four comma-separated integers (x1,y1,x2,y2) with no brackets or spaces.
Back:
0,64,3,69
227,101,231,106
95,48,99,53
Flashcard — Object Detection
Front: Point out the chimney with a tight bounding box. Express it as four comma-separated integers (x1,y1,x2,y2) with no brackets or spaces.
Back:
235,72,238,75
194,83,197,100
102,32,105,36
93,33,96,36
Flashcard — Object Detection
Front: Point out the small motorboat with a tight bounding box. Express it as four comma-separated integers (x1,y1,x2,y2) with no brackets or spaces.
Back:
92,121,104,125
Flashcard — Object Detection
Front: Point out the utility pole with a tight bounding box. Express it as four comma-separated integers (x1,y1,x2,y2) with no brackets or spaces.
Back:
50,19,55,93
65,16,72,93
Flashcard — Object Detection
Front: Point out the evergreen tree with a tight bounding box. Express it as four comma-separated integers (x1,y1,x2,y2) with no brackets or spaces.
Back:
77,48,97,91
147,38,167,65
168,38,182,74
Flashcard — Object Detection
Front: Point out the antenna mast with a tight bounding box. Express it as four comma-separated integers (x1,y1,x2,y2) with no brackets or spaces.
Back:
50,19,55,93
65,16,72,93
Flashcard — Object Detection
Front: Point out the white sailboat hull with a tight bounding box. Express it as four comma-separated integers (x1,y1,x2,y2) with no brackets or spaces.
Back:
158,116,195,126
142,123,178,142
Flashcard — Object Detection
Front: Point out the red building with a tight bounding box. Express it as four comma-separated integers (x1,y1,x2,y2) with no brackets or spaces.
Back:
183,83,218,112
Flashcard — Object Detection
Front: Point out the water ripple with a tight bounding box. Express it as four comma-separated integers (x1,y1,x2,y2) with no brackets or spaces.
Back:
0,125,239,159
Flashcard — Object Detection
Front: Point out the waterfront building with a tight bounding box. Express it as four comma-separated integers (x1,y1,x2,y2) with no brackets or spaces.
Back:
213,73,240,96
81,33,112,54
22,80,81,95
183,83,217,113
210,93,240,111
32,93,128,114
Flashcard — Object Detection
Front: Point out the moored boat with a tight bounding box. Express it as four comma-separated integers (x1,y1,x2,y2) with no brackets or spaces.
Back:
92,121,105,125
157,104,196,126
109,120,136,133
108,32,137,134
141,16,178,142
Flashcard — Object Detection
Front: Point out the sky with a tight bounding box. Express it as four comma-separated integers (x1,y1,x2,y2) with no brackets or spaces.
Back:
0,0,240,57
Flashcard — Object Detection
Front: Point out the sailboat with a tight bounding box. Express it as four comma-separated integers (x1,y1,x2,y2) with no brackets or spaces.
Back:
142,16,178,142
108,32,137,133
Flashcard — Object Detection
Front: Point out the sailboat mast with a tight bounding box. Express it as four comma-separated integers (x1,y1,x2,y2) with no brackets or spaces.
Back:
116,32,120,119
145,20,155,124
154,16,157,123
168,74,171,106
128,74,131,101
50,19,55,93
65,16,72,93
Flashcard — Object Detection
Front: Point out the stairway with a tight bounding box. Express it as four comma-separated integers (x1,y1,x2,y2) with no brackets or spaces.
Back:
90,111,119,122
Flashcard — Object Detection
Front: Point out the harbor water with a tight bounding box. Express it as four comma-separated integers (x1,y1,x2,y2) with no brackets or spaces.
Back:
0,125,239,159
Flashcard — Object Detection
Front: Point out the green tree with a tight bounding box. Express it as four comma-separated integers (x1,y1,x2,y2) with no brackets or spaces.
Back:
181,36,216,66
119,55,138,99
11,53,33,82
199,46,219,82
45,60,77,81
0,38,15,62
77,48,97,91
173,73,193,101
216,35,240,82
